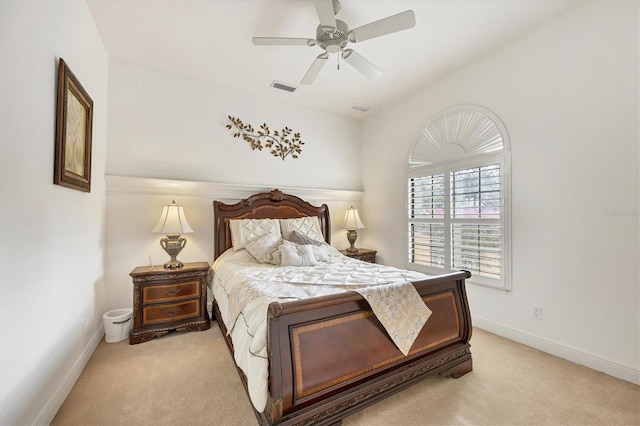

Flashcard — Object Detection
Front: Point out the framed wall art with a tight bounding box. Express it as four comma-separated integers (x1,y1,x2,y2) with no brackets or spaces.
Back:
54,58,93,192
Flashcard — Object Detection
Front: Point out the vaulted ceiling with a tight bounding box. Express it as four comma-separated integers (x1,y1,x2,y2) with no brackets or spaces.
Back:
88,0,578,119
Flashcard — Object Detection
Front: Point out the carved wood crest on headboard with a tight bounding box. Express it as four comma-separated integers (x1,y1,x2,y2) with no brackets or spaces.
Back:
213,189,331,260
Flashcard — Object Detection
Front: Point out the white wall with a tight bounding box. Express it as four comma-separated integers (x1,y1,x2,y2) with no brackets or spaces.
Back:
107,58,361,189
105,59,363,310
0,1,108,424
361,0,639,383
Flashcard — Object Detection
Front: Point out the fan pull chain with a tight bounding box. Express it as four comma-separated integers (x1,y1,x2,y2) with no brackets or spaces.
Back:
337,53,340,71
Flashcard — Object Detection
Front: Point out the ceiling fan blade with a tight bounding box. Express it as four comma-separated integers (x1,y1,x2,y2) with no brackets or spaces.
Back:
301,53,329,85
341,49,383,79
348,10,416,43
252,37,316,47
314,0,337,31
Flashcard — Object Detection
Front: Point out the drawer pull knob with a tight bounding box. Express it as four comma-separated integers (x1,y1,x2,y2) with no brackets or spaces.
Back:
164,308,182,317
166,289,182,296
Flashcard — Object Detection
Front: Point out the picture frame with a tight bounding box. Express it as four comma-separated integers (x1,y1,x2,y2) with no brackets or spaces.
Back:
54,58,93,192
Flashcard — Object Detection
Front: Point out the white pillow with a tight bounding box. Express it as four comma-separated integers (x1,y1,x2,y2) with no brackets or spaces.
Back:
245,233,281,264
229,218,281,251
279,217,324,243
310,244,330,262
278,241,317,267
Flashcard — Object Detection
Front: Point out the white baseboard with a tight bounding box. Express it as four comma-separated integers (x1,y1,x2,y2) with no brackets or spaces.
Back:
472,315,639,385
34,326,105,425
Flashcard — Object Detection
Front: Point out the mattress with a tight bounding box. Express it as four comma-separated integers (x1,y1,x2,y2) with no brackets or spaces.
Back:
212,248,431,412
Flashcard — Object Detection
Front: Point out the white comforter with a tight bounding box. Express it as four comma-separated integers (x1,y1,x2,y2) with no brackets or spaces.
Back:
211,249,431,412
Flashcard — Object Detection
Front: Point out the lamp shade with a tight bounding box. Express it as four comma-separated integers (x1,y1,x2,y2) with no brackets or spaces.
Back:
152,201,194,235
341,207,365,230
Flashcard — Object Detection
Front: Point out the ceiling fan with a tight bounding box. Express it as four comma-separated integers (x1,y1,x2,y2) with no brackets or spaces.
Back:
252,0,416,85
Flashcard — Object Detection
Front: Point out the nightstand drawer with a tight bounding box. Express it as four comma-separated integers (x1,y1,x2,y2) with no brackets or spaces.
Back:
142,281,200,303
142,300,200,325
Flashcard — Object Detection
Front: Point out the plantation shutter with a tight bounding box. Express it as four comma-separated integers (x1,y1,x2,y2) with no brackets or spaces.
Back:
408,174,445,269
450,164,501,280
407,106,511,290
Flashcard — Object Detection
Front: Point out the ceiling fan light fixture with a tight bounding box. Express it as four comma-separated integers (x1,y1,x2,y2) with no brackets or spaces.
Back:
254,0,415,84
325,40,340,53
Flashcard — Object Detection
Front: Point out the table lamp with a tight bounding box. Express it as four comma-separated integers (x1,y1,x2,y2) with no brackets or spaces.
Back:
341,206,365,253
152,200,194,269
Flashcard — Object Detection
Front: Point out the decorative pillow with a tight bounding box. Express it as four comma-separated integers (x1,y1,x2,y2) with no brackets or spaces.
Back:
278,241,317,267
280,217,324,243
245,233,281,264
284,230,322,246
310,244,330,262
229,218,281,251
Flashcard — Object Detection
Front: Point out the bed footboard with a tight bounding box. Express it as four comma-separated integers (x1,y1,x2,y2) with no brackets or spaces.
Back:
262,270,472,426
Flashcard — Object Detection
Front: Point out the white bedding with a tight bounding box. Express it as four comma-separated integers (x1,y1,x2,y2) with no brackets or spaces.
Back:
211,248,431,412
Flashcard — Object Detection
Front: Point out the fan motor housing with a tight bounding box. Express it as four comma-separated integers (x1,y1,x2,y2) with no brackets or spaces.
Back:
316,19,349,53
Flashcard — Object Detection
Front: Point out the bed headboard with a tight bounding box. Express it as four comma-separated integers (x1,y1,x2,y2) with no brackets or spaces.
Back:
213,189,331,260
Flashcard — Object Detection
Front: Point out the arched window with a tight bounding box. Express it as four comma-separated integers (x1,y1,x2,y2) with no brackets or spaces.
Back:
407,105,511,290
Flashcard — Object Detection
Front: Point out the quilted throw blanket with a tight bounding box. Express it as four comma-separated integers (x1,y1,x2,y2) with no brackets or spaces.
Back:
219,250,432,355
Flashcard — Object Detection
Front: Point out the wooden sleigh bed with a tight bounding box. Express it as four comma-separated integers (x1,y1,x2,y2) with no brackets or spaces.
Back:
212,189,473,426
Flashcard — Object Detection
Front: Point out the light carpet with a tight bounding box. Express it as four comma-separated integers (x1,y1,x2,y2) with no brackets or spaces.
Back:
52,324,639,425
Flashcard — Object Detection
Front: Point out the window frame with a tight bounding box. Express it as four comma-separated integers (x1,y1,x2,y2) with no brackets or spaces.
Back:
408,152,512,290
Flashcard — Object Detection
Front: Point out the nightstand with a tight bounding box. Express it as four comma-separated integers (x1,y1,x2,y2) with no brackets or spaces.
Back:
129,261,211,344
340,248,377,263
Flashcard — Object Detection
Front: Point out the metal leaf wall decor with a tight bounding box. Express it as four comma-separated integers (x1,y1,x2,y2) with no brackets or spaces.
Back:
225,116,304,161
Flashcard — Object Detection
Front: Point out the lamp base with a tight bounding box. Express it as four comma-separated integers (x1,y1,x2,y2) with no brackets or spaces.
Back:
163,259,184,269
160,234,187,269
346,229,359,253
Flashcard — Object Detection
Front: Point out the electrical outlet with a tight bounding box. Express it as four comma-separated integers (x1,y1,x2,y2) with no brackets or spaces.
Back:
532,306,542,320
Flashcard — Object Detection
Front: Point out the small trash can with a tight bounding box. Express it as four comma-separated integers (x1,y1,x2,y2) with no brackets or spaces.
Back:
103,308,133,343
